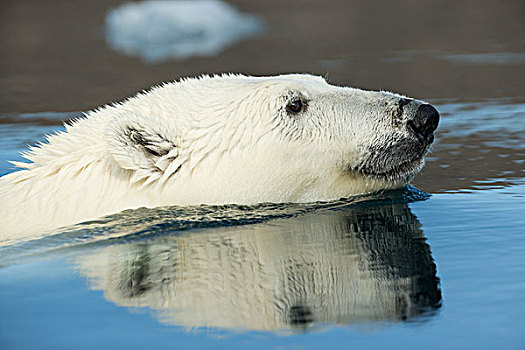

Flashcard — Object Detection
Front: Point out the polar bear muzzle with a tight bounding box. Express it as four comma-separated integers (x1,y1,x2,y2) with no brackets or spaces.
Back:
349,98,439,181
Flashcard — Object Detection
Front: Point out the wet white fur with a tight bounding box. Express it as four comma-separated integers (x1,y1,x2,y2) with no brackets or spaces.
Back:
0,74,420,241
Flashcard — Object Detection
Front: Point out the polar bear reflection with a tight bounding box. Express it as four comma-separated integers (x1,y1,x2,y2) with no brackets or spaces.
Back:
75,203,441,332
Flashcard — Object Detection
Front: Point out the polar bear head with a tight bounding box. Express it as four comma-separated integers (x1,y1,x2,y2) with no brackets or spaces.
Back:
0,73,440,240
103,74,439,203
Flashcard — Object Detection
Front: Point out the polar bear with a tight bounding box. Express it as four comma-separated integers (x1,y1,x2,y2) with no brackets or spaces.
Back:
0,74,439,241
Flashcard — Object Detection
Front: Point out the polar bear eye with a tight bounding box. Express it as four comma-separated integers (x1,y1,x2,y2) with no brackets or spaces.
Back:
286,98,306,115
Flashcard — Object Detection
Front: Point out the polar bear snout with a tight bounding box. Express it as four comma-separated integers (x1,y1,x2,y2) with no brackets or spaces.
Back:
407,104,440,145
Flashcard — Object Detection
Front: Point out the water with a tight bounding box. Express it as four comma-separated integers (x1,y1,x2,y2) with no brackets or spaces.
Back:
1,0,524,348
1,100,523,349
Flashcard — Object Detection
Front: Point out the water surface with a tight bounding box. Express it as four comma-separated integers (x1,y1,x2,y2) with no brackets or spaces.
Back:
1,0,524,348
1,100,524,349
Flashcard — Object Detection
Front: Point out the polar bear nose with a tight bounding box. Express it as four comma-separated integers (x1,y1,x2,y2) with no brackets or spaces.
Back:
408,104,440,144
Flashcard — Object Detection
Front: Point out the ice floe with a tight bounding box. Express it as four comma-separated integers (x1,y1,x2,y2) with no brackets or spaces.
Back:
105,0,262,62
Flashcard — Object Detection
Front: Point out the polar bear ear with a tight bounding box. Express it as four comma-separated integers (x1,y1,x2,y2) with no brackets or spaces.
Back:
105,117,183,184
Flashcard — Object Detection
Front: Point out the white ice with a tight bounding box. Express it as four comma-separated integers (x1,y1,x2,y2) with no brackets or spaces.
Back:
105,0,262,62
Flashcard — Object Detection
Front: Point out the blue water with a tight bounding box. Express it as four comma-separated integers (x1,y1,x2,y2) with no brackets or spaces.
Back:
1,101,524,349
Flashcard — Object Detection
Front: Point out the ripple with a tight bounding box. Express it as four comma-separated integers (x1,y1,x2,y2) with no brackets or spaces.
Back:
0,186,429,266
